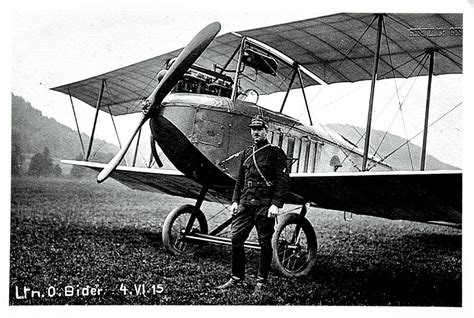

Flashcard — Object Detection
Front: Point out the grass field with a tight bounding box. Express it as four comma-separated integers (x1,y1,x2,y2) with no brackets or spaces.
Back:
9,176,462,305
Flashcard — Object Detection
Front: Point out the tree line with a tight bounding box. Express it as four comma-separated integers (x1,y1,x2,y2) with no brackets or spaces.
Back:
12,144,62,177
12,142,110,178
11,94,119,178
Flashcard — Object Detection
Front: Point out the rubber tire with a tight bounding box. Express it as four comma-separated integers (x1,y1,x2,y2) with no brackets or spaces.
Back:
271,213,317,277
162,204,208,256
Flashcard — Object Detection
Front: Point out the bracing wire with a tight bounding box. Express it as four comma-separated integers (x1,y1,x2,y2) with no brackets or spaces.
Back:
385,14,462,70
202,192,234,237
86,80,118,163
378,51,427,79
437,49,463,69
369,52,430,128
372,54,429,158
349,125,378,155
285,16,379,171
370,21,429,170
331,15,378,79
369,101,462,169
104,81,122,147
313,81,368,114
204,192,231,222
382,18,401,108
103,81,129,166
91,140,105,160
339,52,430,167
107,105,122,148
312,121,363,171
307,14,378,115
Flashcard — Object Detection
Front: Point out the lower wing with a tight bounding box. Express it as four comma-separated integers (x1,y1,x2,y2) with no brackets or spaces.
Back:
290,170,462,226
63,160,461,226
61,160,233,203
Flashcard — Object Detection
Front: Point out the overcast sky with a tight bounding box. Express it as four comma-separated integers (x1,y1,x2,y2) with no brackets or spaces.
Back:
2,1,474,314
3,0,473,168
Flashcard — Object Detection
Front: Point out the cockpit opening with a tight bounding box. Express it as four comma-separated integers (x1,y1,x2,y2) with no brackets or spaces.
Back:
241,48,278,76
168,34,318,119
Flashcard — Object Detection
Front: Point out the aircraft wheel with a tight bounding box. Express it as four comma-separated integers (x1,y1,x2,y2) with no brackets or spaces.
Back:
162,204,208,256
271,213,317,277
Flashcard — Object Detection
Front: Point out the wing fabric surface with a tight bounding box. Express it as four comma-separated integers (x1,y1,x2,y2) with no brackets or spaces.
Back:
51,13,462,116
61,160,233,203
64,160,461,225
290,170,462,225
238,13,462,84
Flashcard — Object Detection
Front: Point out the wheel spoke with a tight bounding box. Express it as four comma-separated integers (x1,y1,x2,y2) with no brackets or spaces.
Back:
281,247,289,267
273,215,317,277
290,253,304,271
173,234,181,246
163,205,208,256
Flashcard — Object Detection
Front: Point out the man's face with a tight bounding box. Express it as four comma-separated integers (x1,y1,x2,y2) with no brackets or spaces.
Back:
251,126,268,143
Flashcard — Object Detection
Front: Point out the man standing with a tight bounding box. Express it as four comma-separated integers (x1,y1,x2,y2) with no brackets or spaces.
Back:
217,115,290,296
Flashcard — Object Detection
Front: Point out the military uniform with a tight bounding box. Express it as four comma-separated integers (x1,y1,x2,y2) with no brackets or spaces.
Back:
230,120,290,283
232,141,289,209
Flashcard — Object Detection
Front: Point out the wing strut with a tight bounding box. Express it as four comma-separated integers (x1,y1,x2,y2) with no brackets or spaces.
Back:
132,126,142,167
297,67,313,126
67,88,85,158
85,79,105,161
231,36,246,100
420,49,436,171
362,14,384,171
279,66,298,113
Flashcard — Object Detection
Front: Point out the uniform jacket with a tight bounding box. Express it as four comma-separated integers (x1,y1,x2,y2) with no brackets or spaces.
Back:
232,140,290,208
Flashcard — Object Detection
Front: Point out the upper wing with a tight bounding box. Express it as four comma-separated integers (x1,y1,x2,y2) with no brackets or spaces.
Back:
62,160,233,203
238,13,462,84
51,13,462,116
290,170,462,225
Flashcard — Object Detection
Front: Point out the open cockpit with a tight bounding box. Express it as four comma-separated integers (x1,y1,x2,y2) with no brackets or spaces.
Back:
167,33,321,119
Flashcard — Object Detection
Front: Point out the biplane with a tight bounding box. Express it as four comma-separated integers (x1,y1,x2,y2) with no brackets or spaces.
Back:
52,13,462,277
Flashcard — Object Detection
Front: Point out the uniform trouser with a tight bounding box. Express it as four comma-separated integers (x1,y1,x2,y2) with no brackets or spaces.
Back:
231,204,275,281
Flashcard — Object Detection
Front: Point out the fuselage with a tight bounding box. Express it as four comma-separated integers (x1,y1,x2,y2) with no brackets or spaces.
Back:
150,92,391,188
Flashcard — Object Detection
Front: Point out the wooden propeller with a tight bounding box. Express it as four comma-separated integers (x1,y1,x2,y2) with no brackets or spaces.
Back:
97,22,221,183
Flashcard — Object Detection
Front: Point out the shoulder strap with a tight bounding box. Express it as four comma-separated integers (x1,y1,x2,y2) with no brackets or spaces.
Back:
243,143,270,164
251,145,273,187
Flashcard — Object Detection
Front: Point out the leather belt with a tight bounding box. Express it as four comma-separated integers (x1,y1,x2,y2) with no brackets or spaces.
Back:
246,181,268,187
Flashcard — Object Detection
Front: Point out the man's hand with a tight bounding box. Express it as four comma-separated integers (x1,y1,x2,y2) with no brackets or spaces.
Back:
230,202,239,215
267,204,279,218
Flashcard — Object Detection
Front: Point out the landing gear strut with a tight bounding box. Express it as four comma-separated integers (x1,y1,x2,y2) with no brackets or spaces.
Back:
162,188,318,277
162,186,208,255
162,204,208,255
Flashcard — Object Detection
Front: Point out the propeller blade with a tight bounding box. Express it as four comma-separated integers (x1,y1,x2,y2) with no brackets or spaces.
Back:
97,22,221,183
146,21,221,113
97,114,147,183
